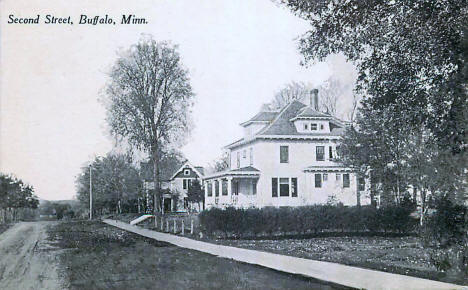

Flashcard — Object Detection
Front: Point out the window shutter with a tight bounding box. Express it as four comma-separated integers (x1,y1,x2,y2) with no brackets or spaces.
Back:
272,178,278,197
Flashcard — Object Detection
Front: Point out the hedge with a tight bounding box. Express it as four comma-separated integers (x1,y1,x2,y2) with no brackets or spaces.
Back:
198,205,416,238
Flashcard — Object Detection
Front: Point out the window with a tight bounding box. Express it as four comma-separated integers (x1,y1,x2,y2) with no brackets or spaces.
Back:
311,123,318,130
304,124,308,130
315,174,322,188
183,179,191,189
233,181,239,195
272,178,278,197
358,177,365,191
184,169,190,175
272,177,298,197
280,146,289,163
222,180,228,196
243,150,246,158
237,152,240,168
329,146,333,159
320,124,324,130
279,178,289,196
323,173,328,181
249,148,253,165
252,180,257,195
215,180,220,196
343,174,350,188
291,178,298,197
207,182,212,197
316,146,325,161
336,173,341,181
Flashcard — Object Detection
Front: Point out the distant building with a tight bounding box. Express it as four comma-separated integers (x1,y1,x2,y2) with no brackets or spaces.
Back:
140,160,204,212
203,93,370,209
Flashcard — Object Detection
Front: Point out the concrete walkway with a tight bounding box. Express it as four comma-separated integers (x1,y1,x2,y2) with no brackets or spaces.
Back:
103,219,466,290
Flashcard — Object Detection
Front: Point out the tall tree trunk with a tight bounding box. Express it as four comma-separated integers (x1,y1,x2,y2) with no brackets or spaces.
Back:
152,143,161,214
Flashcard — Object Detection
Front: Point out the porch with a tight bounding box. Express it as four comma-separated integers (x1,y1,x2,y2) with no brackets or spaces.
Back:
204,167,260,208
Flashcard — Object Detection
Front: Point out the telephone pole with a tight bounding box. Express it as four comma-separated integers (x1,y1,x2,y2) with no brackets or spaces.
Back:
89,166,93,220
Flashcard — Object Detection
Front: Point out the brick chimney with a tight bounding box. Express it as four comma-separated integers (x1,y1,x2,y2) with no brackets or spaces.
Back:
310,89,319,110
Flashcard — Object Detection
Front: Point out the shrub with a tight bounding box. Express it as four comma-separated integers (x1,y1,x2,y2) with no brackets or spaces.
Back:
199,204,416,238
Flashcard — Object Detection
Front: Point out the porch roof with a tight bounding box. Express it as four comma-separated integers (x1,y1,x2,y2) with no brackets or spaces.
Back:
203,166,260,180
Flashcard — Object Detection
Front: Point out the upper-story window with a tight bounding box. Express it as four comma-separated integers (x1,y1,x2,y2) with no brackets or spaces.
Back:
280,146,289,163
329,146,333,159
320,124,324,130
316,146,325,161
184,169,190,176
249,148,253,165
311,123,318,130
304,124,308,130
236,152,240,168
183,179,191,190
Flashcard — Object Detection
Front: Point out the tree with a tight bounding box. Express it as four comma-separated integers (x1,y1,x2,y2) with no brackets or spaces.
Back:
0,173,39,222
186,179,204,212
104,37,194,214
208,151,230,173
269,81,309,110
281,0,468,154
76,153,142,216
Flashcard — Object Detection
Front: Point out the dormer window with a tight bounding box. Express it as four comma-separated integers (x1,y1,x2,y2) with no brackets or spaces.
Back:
310,123,318,130
320,124,324,130
304,124,308,130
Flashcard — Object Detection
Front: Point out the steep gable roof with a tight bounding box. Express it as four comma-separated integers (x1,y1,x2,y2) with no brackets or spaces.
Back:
169,161,205,180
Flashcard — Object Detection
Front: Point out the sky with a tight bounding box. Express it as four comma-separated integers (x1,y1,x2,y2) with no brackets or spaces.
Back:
0,0,356,200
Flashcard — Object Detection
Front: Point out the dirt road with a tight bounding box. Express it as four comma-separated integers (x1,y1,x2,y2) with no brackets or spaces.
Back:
0,222,64,290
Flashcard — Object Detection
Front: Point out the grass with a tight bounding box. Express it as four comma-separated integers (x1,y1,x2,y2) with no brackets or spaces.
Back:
212,236,468,286
47,221,347,290
0,223,12,236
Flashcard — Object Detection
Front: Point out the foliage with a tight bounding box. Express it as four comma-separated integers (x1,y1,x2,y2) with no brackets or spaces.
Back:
281,0,468,153
199,205,416,238
104,36,194,213
208,151,230,173
0,173,39,222
186,179,204,204
421,197,468,276
75,153,142,216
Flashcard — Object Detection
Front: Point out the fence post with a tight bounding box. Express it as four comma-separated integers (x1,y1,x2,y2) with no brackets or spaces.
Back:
190,219,194,235
173,220,177,234
182,220,185,235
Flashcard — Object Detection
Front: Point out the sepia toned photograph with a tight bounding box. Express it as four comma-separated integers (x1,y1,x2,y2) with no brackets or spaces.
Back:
0,0,467,289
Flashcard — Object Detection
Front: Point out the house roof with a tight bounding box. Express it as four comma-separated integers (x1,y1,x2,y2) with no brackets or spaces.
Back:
292,106,332,120
230,166,260,172
169,161,205,180
240,111,278,126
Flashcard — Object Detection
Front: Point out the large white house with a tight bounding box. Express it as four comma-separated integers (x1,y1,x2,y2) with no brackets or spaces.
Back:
203,95,370,208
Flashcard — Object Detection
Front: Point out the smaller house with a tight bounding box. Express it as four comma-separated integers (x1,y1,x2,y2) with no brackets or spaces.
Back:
169,161,205,212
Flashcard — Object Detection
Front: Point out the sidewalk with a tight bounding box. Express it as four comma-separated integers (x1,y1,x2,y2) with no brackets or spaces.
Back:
103,219,466,290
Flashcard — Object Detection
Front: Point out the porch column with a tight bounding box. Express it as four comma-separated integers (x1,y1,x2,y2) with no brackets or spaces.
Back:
227,177,232,199
218,178,223,197
171,198,174,212
204,181,209,198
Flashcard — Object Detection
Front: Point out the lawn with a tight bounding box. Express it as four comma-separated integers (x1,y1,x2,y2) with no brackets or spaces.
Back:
47,221,347,290
0,223,12,236
212,236,468,286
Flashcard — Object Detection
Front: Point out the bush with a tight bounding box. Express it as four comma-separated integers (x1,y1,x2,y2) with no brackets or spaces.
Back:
422,198,467,278
199,204,416,238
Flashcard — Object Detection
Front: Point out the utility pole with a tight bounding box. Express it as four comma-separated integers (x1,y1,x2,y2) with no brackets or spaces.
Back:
89,166,93,220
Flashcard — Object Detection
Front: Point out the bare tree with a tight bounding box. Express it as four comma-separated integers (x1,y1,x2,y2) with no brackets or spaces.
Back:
104,37,194,214
269,81,309,110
